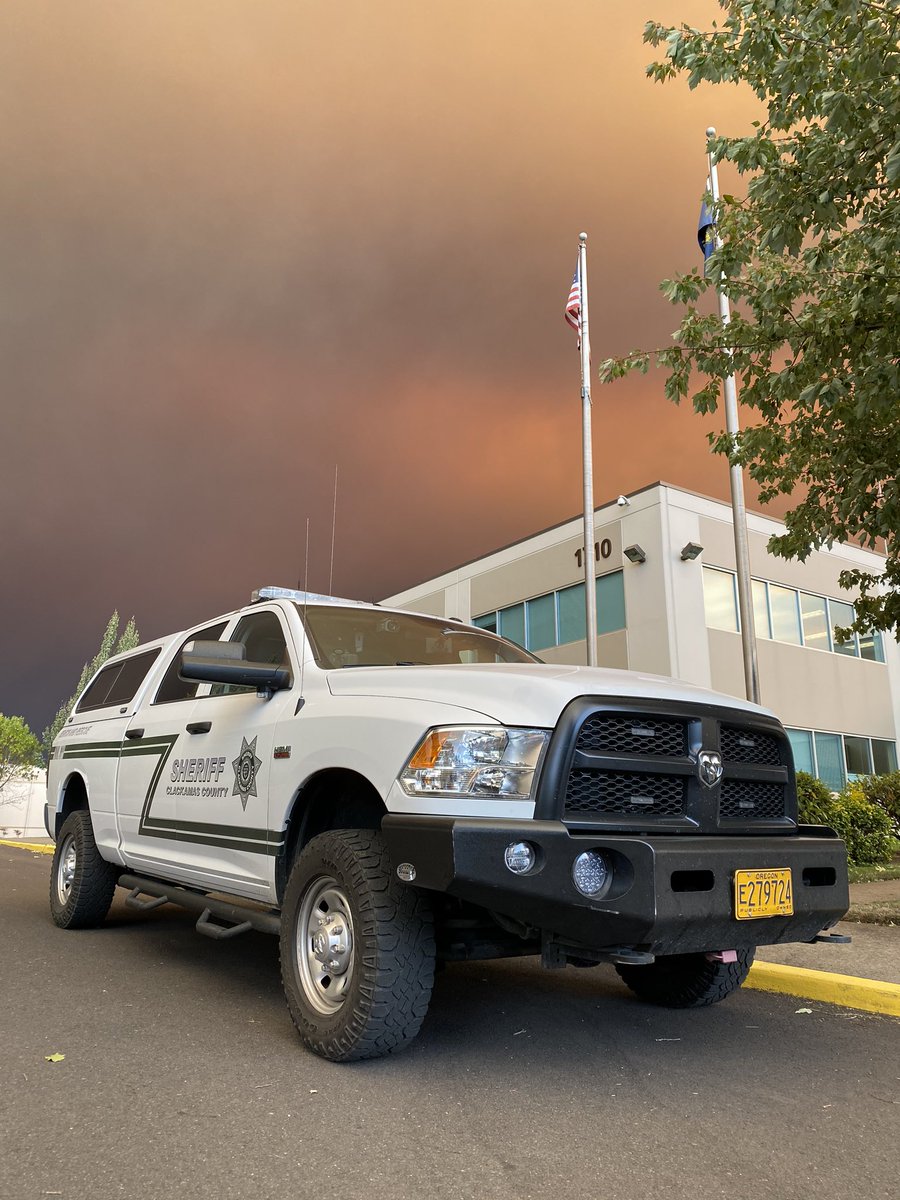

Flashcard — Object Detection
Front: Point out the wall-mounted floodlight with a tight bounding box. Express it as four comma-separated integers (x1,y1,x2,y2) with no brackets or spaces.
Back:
680,542,704,561
624,544,646,565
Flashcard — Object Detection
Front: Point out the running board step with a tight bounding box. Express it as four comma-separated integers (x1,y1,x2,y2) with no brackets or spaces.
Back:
118,873,280,937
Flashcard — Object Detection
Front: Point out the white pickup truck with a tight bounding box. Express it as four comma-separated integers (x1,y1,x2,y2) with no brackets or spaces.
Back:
47,586,849,1060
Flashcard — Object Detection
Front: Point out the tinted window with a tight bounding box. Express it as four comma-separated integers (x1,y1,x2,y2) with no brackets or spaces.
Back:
752,580,771,639
829,599,858,656
702,568,738,632
209,610,291,696
844,735,872,778
498,603,525,647
154,621,228,704
76,648,161,713
814,732,845,792
769,584,801,645
526,594,556,651
596,570,626,635
872,739,898,775
558,582,586,644
785,728,814,775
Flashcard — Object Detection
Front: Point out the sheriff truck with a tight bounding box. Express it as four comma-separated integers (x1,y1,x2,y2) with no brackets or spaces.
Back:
46,586,850,1061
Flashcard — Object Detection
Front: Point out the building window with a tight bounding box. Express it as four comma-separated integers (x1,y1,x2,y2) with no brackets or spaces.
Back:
703,569,884,663
498,603,525,647
557,583,586,645
752,579,771,639
872,739,898,774
597,571,626,636
828,598,858,657
786,728,814,775
859,629,885,662
799,592,830,651
844,735,873,779
702,567,738,632
813,731,846,792
473,571,626,654
769,584,802,645
786,726,898,790
526,593,556,652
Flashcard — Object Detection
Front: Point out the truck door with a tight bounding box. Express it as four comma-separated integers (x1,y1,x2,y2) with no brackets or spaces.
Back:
115,620,227,877
54,645,163,860
169,606,297,901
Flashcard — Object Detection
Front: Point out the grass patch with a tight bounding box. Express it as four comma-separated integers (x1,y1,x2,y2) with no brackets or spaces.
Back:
845,901,900,926
847,847,900,884
848,860,900,884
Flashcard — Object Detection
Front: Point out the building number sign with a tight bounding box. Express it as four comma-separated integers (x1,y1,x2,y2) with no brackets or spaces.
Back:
574,539,613,569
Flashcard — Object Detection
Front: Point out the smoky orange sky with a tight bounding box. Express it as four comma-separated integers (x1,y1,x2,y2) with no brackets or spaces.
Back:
2,1,766,735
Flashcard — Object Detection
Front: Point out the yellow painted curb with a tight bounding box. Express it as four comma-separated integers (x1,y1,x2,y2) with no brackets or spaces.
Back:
748,960,900,1017
0,839,53,855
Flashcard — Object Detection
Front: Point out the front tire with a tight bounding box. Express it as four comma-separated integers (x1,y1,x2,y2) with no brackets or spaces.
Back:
280,829,435,1062
615,948,755,1008
49,810,118,929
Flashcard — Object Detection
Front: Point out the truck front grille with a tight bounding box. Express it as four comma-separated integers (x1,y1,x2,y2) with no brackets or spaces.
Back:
553,698,794,833
564,769,686,818
720,724,783,767
576,715,687,758
719,779,785,820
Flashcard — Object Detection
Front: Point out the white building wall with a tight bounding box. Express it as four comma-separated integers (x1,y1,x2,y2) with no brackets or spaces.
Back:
0,771,47,839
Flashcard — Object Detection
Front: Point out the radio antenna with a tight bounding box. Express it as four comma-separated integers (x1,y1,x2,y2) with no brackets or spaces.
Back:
298,516,310,704
329,464,338,595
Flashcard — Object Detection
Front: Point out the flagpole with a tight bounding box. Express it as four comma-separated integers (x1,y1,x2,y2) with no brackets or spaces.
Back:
706,127,760,705
578,232,599,667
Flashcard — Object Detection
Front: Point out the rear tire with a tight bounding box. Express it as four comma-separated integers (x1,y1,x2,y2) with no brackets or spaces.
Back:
280,829,435,1062
49,811,118,929
615,948,755,1008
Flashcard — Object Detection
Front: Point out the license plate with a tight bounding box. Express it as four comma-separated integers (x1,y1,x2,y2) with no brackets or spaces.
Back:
734,868,793,920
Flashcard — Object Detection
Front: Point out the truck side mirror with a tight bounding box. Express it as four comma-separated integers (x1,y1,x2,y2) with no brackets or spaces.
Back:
179,640,291,693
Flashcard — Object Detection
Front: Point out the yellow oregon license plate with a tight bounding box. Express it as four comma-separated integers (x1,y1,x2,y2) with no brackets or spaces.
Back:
734,868,794,920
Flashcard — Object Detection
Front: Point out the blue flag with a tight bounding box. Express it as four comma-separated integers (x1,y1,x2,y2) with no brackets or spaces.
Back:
698,193,716,265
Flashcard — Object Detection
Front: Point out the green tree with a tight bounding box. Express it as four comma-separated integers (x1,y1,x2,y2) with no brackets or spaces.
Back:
41,612,140,760
0,714,42,795
601,0,900,638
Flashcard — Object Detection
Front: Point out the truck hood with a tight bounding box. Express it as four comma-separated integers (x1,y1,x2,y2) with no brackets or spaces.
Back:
325,663,775,728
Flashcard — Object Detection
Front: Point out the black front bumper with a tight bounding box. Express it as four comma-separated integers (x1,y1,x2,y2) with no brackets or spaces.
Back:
382,816,850,956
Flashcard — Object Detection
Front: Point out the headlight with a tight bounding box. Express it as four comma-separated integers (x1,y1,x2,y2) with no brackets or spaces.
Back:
399,727,550,800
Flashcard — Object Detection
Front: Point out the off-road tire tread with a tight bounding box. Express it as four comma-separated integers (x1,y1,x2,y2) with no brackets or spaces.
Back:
280,829,435,1062
49,810,118,929
615,948,755,1008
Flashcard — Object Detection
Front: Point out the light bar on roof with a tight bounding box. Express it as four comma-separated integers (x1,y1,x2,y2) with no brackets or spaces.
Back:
251,585,373,607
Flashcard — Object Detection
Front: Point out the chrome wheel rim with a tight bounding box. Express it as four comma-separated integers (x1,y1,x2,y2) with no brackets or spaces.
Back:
56,834,77,906
295,876,355,1016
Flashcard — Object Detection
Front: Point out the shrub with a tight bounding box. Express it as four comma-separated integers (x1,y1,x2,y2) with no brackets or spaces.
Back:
851,771,900,838
837,786,895,865
795,771,894,866
795,771,836,826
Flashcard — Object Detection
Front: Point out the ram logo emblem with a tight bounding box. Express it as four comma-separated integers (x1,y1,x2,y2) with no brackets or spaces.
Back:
697,750,724,789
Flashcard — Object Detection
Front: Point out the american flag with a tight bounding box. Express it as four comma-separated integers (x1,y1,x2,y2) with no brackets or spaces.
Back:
565,260,581,338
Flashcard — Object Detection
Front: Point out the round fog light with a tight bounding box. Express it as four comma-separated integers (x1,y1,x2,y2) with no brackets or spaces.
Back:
504,841,536,875
572,850,611,898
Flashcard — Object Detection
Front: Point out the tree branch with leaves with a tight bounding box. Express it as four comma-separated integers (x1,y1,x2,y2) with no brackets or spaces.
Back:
600,0,900,637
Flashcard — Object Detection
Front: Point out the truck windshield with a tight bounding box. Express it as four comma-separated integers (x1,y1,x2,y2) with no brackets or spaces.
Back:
295,605,538,669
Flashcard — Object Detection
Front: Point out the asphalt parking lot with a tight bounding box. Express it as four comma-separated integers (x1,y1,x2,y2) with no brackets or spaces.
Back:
2,848,898,1200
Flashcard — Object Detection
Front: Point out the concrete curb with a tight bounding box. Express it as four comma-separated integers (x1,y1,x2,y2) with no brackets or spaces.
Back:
0,840,53,855
748,960,900,1017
